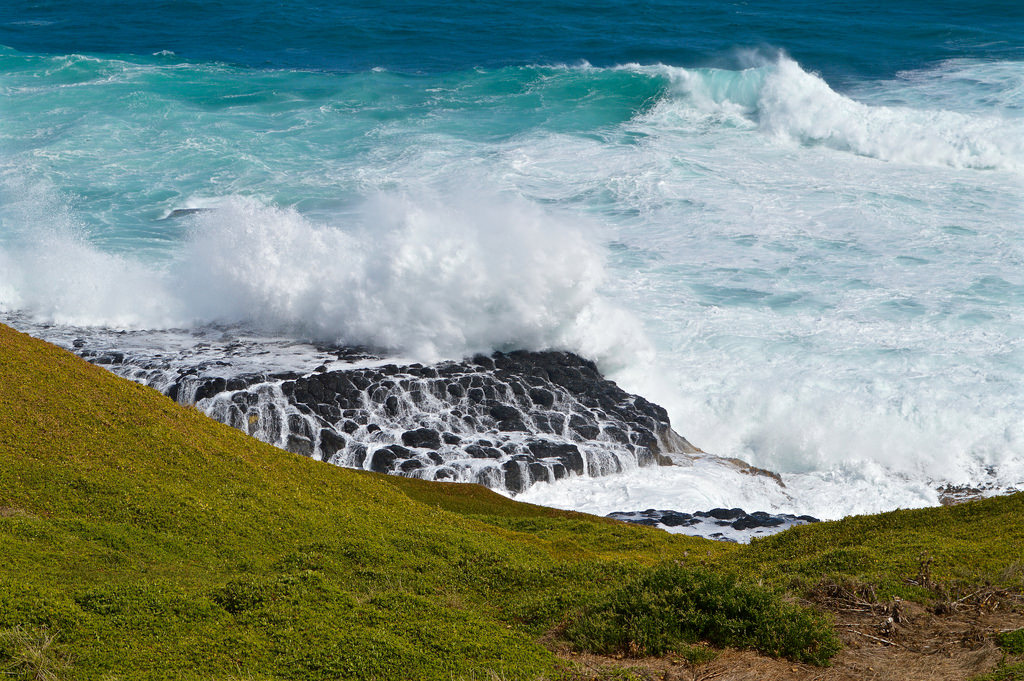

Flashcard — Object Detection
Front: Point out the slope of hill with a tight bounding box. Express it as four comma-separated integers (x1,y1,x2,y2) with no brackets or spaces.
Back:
1,323,1021,680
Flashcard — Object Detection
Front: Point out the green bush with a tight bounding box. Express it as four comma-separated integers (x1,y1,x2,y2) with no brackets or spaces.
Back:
999,628,1024,655
565,562,840,665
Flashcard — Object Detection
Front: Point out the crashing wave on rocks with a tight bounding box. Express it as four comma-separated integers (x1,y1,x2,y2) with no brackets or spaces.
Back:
9,317,816,540
16,320,757,498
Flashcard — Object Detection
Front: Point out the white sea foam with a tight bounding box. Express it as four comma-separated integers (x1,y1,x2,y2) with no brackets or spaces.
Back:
0,172,180,327
515,458,946,521
475,58,1024,511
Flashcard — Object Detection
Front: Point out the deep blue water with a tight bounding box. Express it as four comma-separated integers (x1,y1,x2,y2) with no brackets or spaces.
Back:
2,0,1022,82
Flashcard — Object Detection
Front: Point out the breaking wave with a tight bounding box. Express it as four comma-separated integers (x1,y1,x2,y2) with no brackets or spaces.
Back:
633,55,1024,170
0,178,648,365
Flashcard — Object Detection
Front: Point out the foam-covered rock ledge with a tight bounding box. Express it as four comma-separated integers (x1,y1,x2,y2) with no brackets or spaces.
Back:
73,336,716,495
608,507,820,543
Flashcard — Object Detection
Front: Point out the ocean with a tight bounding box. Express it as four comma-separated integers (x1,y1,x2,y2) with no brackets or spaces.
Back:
2,0,1022,521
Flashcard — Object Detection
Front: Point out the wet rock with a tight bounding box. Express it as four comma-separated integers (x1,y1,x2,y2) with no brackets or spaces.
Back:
502,460,525,494
286,434,314,457
319,428,347,460
368,446,399,473
349,444,367,468
399,459,424,473
569,414,600,440
706,507,745,521
472,354,495,370
465,444,502,459
527,440,585,476
401,428,442,450
659,512,695,527
287,414,312,439
607,508,820,543
528,462,550,484
95,351,125,365
194,377,226,402
75,338,721,496
226,377,248,392
497,418,529,432
488,404,520,421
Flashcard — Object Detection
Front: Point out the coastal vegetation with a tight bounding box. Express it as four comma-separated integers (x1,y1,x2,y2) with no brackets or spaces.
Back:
1,323,1021,679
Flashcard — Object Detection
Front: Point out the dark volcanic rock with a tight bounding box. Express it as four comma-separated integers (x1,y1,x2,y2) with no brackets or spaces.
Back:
286,434,314,458
399,459,424,473
607,508,820,542
503,460,525,494
319,428,347,461
75,339,703,496
527,440,585,476
489,404,520,421
706,507,745,521
401,428,442,450
370,445,409,473
528,387,555,408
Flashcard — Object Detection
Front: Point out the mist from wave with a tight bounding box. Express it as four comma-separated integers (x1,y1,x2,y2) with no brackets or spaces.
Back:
0,169,650,367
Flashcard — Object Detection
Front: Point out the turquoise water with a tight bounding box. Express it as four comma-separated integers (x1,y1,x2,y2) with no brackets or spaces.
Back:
2,1,1023,516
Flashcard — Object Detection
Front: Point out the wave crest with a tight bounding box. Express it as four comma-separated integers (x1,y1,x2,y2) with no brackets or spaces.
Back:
637,56,1023,170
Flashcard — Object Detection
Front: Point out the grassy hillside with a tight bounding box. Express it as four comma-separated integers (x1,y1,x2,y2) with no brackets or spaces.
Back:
0,323,1021,679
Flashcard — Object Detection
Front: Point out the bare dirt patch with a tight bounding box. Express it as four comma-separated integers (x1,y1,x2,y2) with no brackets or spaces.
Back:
0,506,31,518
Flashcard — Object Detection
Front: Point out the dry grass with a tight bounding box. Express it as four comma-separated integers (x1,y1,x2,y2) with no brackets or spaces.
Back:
0,626,70,681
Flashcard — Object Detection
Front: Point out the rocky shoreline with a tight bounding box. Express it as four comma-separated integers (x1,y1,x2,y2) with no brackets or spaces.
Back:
16,323,809,541
8,318,1019,541
0,316,810,543
61,326,710,496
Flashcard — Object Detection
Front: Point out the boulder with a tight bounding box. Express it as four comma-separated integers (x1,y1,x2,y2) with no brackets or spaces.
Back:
401,428,442,450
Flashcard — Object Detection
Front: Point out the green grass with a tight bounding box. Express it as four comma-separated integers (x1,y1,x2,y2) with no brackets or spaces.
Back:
0,323,1022,679
735,497,1024,602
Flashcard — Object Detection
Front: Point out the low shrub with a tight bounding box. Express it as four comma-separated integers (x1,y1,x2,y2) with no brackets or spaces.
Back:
999,628,1024,655
565,562,840,665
